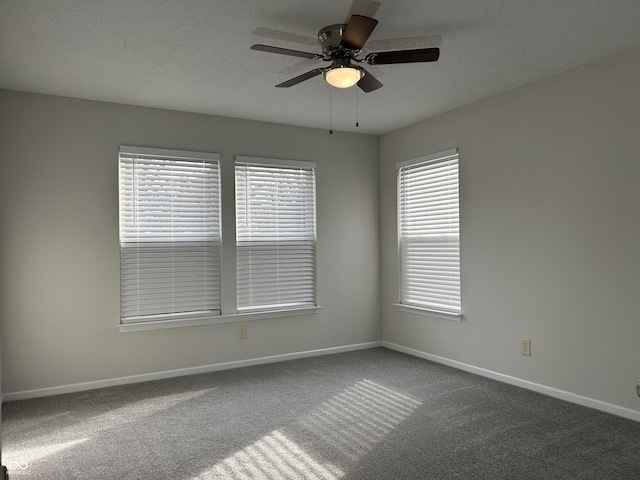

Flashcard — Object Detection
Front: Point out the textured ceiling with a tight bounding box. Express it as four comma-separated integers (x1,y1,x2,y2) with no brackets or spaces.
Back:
2,0,640,135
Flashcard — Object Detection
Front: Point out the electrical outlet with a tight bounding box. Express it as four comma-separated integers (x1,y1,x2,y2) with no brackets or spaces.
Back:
237,325,247,340
520,338,531,356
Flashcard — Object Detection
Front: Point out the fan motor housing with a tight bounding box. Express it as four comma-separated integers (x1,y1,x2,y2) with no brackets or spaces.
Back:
318,24,360,58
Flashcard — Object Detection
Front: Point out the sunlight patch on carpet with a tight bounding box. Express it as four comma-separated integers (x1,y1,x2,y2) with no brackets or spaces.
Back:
196,430,344,480
194,379,421,479
3,438,89,476
4,387,215,475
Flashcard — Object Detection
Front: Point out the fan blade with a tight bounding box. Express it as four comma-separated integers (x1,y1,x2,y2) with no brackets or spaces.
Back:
251,44,321,60
341,15,378,50
276,69,324,88
366,47,440,65
278,58,321,76
344,0,381,23
357,68,383,92
366,35,442,51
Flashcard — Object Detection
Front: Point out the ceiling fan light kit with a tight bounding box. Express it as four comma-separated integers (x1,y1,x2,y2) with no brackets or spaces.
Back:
324,63,364,88
251,13,440,93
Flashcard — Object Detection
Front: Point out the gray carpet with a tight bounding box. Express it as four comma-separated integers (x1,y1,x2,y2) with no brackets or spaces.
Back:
3,348,640,479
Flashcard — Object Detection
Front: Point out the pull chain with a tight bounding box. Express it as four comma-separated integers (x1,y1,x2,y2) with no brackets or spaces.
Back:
355,88,359,128
329,86,333,135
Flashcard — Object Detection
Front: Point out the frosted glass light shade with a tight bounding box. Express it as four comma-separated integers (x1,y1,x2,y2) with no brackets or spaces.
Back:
324,67,363,88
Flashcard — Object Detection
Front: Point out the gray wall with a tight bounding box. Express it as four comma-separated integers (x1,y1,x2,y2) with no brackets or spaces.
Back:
0,91,381,394
3,45,640,415
380,46,640,411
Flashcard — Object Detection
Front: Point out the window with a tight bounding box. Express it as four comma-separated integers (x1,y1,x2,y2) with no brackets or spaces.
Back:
119,146,221,324
235,157,317,312
397,149,460,316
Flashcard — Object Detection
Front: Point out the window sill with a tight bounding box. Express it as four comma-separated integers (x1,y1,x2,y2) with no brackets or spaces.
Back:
118,306,321,333
394,303,462,322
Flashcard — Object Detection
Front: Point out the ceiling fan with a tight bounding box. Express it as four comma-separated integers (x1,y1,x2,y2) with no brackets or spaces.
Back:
250,12,440,92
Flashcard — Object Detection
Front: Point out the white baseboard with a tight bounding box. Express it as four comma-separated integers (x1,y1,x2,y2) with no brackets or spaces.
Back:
8,340,637,424
3,341,382,402
383,341,640,423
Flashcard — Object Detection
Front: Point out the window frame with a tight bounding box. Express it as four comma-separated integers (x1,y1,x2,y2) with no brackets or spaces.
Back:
395,148,462,321
235,156,318,314
117,148,321,333
118,145,222,326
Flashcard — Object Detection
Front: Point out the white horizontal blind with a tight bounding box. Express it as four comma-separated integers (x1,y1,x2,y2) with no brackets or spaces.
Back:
398,150,460,314
119,146,221,323
235,157,317,312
